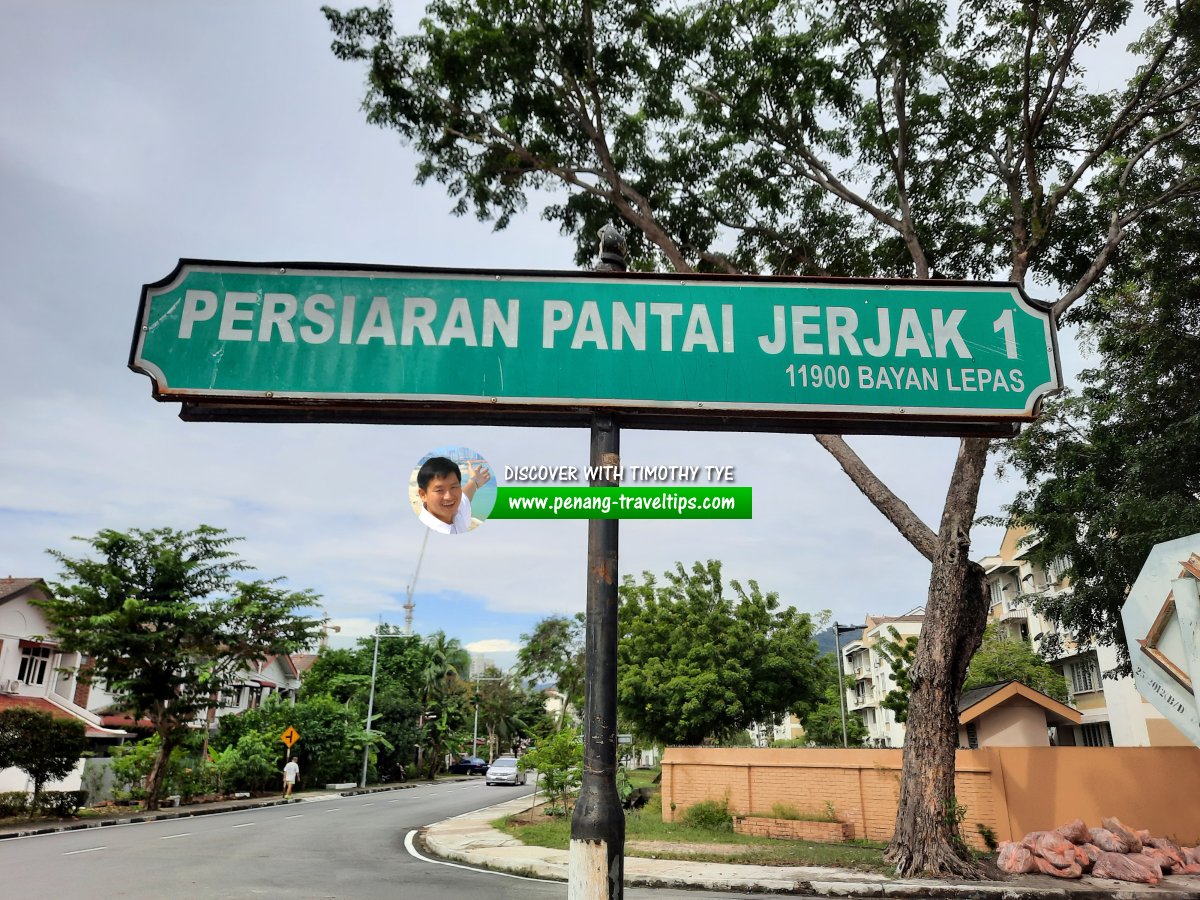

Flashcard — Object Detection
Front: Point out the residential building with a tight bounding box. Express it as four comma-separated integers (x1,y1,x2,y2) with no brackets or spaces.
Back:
978,525,1190,747
840,612,925,747
0,578,130,792
957,680,1081,748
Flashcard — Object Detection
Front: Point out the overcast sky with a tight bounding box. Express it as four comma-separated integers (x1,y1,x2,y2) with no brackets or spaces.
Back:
1,2,1105,671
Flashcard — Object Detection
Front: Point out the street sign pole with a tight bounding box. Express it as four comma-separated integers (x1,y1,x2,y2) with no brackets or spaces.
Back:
568,226,626,900
569,412,624,900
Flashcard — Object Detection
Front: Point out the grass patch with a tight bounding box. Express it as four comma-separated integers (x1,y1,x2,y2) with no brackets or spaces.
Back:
625,767,660,790
750,801,840,823
494,795,892,873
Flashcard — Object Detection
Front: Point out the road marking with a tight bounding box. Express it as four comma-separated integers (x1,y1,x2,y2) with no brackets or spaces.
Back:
285,815,303,819
359,802,374,807
403,830,555,882
64,846,106,855
232,822,255,828
160,832,191,840
324,807,341,812
388,798,403,803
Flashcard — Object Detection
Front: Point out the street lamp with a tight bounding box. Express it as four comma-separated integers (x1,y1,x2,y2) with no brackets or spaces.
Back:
832,622,860,749
360,626,412,788
469,671,508,761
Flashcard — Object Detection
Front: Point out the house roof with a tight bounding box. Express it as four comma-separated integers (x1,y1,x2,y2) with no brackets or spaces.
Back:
0,695,129,739
290,653,319,675
0,578,45,604
958,680,1082,728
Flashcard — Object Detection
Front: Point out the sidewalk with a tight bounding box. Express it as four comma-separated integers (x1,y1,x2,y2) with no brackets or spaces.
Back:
422,795,1200,899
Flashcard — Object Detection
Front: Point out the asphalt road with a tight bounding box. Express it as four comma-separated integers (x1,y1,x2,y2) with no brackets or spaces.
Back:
3,780,761,899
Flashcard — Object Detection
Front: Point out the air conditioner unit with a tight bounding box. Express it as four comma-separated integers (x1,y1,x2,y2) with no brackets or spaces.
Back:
0,679,20,694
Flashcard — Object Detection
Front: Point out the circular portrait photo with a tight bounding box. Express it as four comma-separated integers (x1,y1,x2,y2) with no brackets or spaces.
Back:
408,446,496,535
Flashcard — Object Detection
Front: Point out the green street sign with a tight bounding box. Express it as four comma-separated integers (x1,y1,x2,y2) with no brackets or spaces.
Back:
131,260,1061,435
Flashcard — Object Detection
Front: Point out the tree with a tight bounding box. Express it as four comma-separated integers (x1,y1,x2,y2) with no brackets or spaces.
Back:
515,614,585,729
39,526,325,809
617,560,826,746
520,725,584,814
324,0,1200,875
0,709,88,813
963,625,1069,701
875,627,919,725
798,683,870,748
999,199,1200,674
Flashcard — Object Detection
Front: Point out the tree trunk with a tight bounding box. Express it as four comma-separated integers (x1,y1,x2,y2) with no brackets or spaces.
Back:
144,730,179,811
884,437,992,878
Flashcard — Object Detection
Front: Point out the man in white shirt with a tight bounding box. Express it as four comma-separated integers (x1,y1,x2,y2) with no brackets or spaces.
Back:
416,456,491,534
282,757,299,798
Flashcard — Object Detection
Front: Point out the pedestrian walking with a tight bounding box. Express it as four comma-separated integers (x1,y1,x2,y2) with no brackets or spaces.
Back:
283,757,300,798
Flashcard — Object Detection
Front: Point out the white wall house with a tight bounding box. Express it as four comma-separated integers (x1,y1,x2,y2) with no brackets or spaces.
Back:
840,612,925,747
0,579,129,793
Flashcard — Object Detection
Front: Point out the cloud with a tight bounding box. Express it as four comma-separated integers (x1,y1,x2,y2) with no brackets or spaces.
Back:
465,639,522,654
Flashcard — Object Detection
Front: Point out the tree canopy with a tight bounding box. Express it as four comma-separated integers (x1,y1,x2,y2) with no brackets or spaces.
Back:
617,560,827,746
514,613,585,728
39,525,325,809
0,708,88,808
963,624,1069,701
999,198,1200,674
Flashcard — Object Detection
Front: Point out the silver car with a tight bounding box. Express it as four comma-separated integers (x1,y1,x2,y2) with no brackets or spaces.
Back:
485,756,527,786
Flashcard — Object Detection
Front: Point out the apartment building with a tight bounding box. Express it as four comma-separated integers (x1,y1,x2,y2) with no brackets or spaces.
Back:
978,526,1190,748
840,612,925,747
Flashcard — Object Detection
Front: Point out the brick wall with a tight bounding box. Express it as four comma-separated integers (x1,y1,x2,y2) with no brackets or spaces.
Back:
661,746,1200,849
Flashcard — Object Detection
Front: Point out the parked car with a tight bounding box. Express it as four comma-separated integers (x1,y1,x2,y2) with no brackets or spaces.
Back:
448,755,489,775
485,756,527,786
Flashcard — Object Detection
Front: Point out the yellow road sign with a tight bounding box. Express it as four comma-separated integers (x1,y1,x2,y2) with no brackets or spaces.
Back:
281,726,300,748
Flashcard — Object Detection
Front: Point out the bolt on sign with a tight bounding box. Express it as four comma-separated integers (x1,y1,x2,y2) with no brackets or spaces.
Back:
130,260,1062,436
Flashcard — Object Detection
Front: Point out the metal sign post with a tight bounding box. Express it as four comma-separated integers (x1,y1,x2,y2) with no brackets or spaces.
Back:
568,413,624,899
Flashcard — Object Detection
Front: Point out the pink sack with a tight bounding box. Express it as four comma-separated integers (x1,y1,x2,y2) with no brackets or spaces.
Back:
1076,843,1100,872
1143,847,1177,874
1034,856,1082,879
1032,831,1078,869
1089,827,1129,854
1055,819,1090,844
1092,851,1159,884
997,842,1037,874
1146,838,1185,872
1102,816,1144,853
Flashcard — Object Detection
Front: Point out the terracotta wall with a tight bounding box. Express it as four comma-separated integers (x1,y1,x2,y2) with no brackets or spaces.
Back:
661,746,1200,848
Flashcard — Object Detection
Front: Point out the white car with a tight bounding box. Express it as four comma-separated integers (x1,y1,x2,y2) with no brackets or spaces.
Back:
485,756,527,786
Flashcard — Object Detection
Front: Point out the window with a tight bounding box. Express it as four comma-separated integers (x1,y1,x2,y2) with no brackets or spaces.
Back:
965,723,979,749
1070,659,1099,694
18,647,52,685
1046,556,1069,584
988,579,1004,606
1080,722,1113,747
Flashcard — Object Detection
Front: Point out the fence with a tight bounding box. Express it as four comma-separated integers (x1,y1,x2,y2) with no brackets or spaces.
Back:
661,746,1200,849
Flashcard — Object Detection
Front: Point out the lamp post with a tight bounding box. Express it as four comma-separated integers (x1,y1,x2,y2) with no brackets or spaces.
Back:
833,622,859,748
469,672,507,761
360,626,411,789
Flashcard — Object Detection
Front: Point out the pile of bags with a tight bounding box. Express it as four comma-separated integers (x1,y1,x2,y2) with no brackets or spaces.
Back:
997,816,1200,884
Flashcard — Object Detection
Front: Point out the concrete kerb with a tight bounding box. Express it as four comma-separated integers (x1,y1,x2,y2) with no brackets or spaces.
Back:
420,796,1200,899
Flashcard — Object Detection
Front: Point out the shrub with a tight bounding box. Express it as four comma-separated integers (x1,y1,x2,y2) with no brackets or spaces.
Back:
0,791,30,817
37,790,88,817
681,798,733,831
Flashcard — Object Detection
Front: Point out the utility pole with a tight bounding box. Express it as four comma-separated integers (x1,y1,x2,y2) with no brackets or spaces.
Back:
833,622,858,748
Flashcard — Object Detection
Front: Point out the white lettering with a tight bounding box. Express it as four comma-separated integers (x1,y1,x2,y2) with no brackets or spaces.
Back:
180,290,217,339
681,305,718,353
758,306,787,354
218,291,257,342
401,297,437,346
826,307,861,356
482,298,518,348
357,296,396,345
571,301,608,349
438,297,477,346
259,293,297,343
932,309,970,358
300,294,335,344
649,302,684,351
543,300,573,348
894,308,932,357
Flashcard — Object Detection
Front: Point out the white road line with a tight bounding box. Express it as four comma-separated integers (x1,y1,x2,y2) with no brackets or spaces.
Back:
160,833,191,840
232,822,255,828
403,830,555,883
64,846,106,855
285,815,303,819
388,798,403,803
324,807,342,812
359,803,374,807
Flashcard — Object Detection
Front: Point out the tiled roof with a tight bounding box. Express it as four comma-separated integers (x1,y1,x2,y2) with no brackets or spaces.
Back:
290,653,319,674
0,578,43,603
0,695,129,739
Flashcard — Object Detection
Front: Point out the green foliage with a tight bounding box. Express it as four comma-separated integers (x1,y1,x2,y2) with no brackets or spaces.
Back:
36,790,89,817
0,791,30,817
801,682,870,747
681,798,733,831
618,561,827,746
964,624,1069,701
520,726,583,811
39,525,325,808
759,801,839,823
1000,200,1200,674
945,797,970,858
515,614,584,728
976,823,998,853
0,708,88,809
110,734,199,800
874,627,918,724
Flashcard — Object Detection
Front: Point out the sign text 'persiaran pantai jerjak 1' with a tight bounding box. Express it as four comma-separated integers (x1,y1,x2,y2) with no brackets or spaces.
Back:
130,260,1062,435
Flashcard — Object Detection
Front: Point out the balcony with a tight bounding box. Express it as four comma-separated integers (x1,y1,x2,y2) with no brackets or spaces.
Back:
999,600,1030,621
